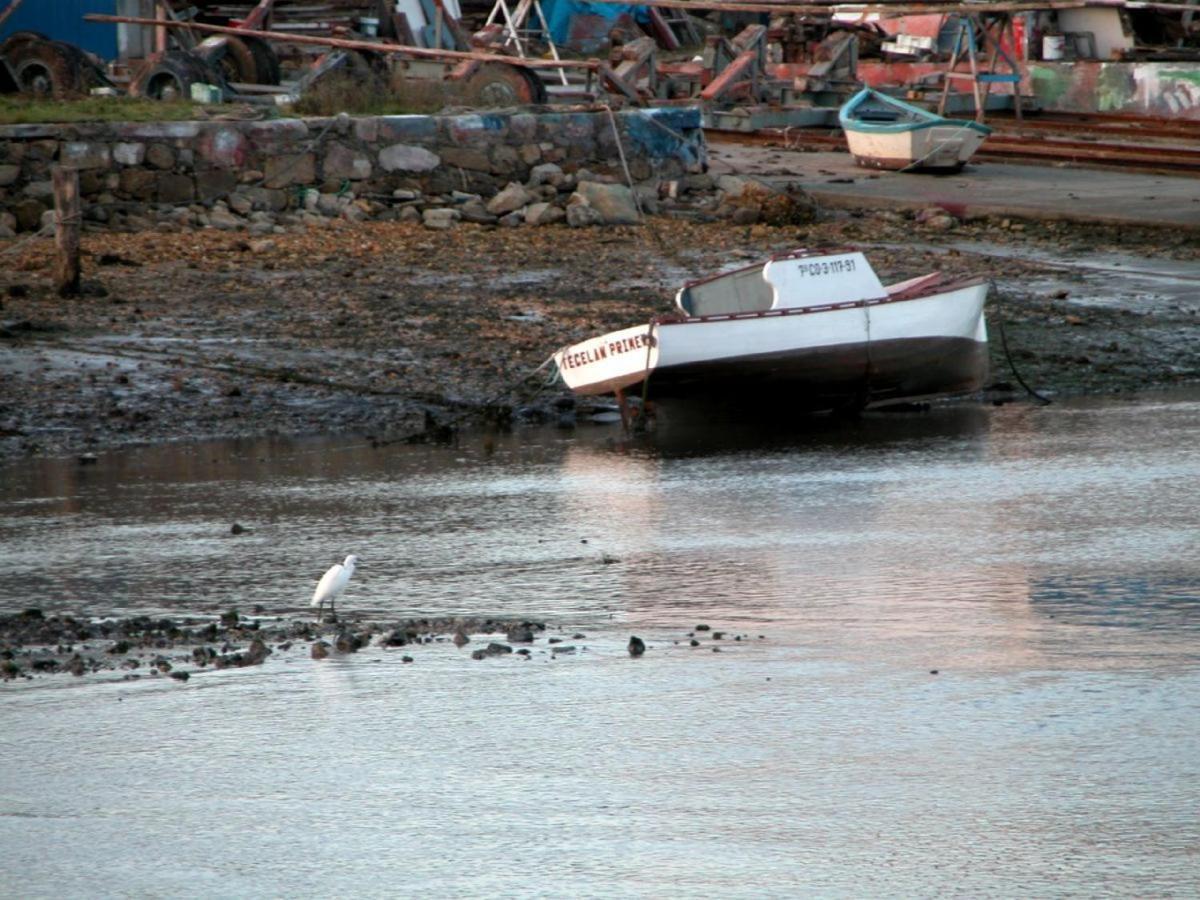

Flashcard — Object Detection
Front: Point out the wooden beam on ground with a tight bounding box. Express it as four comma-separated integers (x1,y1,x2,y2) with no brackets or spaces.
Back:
84,14,604,72
52,166,81,299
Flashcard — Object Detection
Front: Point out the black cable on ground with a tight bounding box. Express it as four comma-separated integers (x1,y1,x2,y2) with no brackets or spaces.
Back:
991,282,1052,406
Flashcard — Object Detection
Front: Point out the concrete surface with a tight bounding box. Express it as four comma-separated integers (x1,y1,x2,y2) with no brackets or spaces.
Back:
707,144,1200,230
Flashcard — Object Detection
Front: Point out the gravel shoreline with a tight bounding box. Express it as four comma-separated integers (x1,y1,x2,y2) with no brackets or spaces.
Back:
2,211,1197,461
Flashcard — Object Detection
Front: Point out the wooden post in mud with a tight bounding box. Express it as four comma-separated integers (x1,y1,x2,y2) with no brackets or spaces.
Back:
52,166,81,298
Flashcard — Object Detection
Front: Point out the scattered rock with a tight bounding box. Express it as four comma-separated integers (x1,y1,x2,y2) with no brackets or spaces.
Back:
422,207,460,230
572,181,640,225
628,635,645,657
311,640,331,660
524,202,565,226
486,182,536,216
334,632,362,653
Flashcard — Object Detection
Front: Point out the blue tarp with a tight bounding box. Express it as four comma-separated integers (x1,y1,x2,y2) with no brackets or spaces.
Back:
540,0,648,47
0,0,117,61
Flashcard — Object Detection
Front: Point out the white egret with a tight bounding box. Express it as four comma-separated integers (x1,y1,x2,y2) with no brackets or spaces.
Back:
311,555,359,621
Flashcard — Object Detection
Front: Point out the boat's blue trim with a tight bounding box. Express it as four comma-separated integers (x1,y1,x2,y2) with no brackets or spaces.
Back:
838,88,992,137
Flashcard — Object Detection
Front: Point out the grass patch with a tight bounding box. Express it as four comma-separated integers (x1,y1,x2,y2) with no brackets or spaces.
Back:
291,72,452,117
0,96,206,125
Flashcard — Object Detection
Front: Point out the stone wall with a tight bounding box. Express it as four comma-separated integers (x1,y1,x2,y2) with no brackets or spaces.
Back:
0,106,707,233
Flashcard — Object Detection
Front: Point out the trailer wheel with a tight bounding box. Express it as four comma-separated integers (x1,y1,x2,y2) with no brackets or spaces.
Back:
215,36,259,85
131,51,220,101
12,40,88,97
463,62,547,107
0,30,48,62
241,36,281,86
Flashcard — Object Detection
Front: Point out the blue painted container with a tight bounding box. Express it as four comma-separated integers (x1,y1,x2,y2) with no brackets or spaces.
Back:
0,1,119,61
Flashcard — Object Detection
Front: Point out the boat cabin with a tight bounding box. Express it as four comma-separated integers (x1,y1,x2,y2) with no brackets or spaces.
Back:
674,250,888,318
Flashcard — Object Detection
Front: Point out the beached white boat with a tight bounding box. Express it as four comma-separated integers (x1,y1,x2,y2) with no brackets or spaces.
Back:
840,88,991,172
553,249,989,413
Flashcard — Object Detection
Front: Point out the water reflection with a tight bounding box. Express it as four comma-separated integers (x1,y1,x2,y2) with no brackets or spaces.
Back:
3,393,1200,897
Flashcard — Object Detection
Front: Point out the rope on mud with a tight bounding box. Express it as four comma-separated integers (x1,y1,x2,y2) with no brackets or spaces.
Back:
0,221,55,260
991,281,1052,406
601,103,644,224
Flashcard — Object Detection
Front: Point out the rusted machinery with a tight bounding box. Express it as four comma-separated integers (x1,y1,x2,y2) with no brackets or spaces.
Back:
0,31,112,97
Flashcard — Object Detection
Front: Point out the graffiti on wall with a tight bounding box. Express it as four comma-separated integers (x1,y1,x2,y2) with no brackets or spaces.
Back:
1027,62,1200,119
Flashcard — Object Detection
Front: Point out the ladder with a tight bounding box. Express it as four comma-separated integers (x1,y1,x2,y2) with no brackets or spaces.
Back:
484,0,568,85
937,12,1023,123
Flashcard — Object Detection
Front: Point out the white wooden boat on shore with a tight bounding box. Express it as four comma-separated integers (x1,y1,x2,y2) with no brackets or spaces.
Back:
553,249,989,414
839,88,992,172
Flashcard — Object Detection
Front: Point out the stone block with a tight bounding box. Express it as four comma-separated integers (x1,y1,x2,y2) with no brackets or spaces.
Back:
486,181,534,216
27,140,58,161
422,207,460,230
354,118,379,143
157,173,195,205
490,145,520,176
509,113,537,143
438,147,489,172
113,142,146,166
243,186,289,211
123,122,201,141
0,164,20,187
573,181,639,225
12,198,46,231
146,143,176,170
323,142,372,180
198,128,249,168
244,119,310,149
528,162,564,187
443,113,508,146
119,168,157,200
263,153,315,188
61,142,111,170
196,169,238,202
79,170,107,195
379,143,440,173
518,143,541,167
525,202,565,226
377,115,437,142
22,180,53,199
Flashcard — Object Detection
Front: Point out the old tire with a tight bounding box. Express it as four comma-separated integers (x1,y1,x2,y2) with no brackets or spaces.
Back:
214,35,258,85
242,36,281,86
0,30,48,62
462,62,547,107
11,40,90,98
130,51,221,101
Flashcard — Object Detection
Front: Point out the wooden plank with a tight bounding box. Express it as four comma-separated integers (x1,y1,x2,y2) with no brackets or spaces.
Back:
84,14,604,70
52,167,81,299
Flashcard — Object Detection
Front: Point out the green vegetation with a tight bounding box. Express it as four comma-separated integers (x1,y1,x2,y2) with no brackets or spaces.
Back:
0,96,205,124
290,73,451,117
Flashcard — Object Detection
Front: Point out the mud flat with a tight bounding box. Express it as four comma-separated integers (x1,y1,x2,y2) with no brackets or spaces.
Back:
0,607,749,683
2,213,1198,461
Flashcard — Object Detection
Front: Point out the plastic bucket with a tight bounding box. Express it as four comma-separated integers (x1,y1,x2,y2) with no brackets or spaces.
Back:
1042,34,1066,60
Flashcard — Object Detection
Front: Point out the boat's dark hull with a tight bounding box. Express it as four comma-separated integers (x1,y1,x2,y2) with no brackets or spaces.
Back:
637,335,989,412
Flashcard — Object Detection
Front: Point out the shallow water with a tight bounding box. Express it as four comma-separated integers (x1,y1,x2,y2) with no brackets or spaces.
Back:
2,395,1199,898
